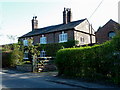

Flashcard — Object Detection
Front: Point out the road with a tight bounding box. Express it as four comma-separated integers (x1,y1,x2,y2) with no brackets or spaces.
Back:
1,69,84,89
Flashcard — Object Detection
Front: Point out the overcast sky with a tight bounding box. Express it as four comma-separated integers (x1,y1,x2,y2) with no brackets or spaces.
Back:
0,0,119,45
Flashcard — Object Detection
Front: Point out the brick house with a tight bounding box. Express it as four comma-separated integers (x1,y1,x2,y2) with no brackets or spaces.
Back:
96,19,120,44
19,8,96,58
19,8,96,46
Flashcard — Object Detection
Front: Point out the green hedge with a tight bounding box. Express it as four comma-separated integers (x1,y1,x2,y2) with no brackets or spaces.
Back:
2,51,11,68
2,44,23,68
55,33,120,84
36,40,78,57
42,43,63,57
2,50,23,68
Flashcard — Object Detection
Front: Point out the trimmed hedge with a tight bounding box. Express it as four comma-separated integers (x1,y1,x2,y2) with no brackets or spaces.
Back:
55,33,120,84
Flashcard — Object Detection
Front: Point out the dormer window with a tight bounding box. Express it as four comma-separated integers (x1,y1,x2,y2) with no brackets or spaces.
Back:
40,35,47,44
23,39,28,46
59,31,68,43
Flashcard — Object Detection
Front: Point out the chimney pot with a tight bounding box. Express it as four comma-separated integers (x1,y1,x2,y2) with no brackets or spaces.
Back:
35,16,37,19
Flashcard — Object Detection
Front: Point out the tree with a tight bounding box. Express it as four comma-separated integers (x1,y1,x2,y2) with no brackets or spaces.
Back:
7,35,17,43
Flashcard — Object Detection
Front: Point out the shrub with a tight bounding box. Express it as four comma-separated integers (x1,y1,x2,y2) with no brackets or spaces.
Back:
2,51,11,68
38,43,63,57
111,31,120,51
2,44,24,68
2,44,11,51
2,50,23,68
55,32,120,84
9,50,23,67
62,40,79,48
36,40,78,57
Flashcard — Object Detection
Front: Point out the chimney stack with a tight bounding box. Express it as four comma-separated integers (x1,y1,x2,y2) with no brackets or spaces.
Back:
32,16,38,31
67,8,72,23
63,7,72,24
63,8,67,24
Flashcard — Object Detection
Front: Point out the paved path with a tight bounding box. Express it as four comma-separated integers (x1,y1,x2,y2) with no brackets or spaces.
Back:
1,69,82,89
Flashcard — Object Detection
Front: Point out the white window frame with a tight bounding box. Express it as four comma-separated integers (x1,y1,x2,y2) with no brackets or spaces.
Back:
40,35,47,44
59,31,68,43
80,37,84,43
23,39,28,46
40,50,46,57
24,51,29,59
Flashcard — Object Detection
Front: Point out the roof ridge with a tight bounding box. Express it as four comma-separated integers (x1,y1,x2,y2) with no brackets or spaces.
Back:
100,19,119,29
35,18,86,30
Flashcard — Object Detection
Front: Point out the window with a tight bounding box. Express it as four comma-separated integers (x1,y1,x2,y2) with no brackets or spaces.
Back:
24,51,28,59
40,35,47,44
23,39,28,46
59,31,68,43
40,50,46,57
80,37,84,43
108,31,116,39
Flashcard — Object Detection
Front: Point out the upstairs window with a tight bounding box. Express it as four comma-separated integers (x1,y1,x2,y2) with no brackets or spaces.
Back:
23,39,28,46
108,31,116,39
59,31,68,43
40,35,47,44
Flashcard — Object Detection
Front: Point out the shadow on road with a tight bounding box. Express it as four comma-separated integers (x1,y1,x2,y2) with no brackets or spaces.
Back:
1,69,61,88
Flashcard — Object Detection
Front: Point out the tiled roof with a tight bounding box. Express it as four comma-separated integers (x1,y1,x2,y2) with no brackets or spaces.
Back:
20,19,86,38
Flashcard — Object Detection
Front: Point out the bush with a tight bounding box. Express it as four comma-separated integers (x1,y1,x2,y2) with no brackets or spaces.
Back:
37,43,63,57
2,44,24,68
2,50,23,68
2,51,11,68
55,32,120,84
62,40,79,48
9,50,23,67
2,44,11,51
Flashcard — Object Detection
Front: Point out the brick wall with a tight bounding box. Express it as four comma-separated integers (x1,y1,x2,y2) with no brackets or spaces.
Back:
54,32,61,43
32,29,95,46
32,30,74,45
46,33,54,43
33,35,41,44
67,30,74,40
